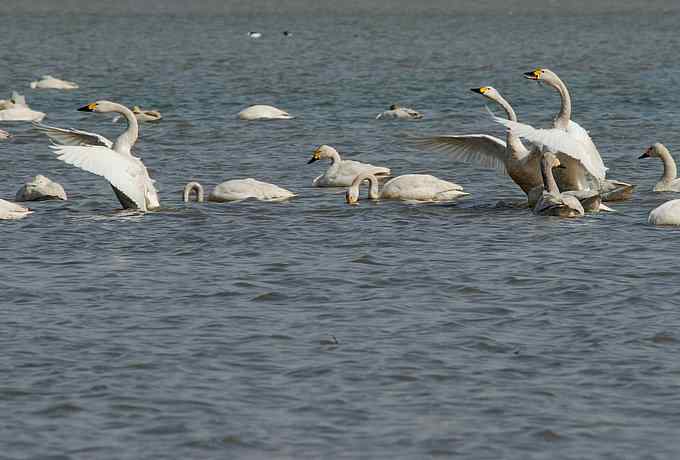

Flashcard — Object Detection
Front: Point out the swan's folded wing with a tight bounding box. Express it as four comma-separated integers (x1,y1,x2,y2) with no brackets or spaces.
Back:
51,145,147,210
34,122,113,148
412,134,507,171
492,117,606,180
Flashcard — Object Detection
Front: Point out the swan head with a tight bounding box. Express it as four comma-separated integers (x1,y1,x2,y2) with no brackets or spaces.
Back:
470,86,500,101
307,145,337,164
78,101,118,114
524,68,559,84
639,142,667,159
346,187,359,205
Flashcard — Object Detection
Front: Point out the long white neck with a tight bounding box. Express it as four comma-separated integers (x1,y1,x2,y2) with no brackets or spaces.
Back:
326,148,342,165
183,182,204,202
350,172,380,200
493,93,526,158
111,103,139,155
540,158,560,194
657,145,678,182
548,76,572,130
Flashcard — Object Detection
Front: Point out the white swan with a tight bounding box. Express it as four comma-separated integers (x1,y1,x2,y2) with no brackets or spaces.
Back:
346,172,468,204
307,145,391,187
238,105,292,120
183,179,295,202
34,101,159,211
16,175,67,201
414,86,543,196
30,75,79,90
113,106,161,123
639,143,680,192
0,92,45,122
0,129,9,140
0,199,32,220
248,32,262,38
376,104,423,120
533,152,584,218
648,199,680,226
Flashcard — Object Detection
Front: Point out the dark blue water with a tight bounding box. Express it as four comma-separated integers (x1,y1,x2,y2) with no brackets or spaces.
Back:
2,6,680,459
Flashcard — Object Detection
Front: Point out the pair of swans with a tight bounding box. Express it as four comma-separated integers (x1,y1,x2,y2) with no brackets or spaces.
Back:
238,105,292,120
417,69,633,202
30,75,78,90
35,101,160,211
0,91,45,122
346,172,468,204
376,104,423,120
308,145,391,187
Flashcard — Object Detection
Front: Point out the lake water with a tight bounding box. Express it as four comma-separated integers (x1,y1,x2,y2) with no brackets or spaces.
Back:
2,3,680,459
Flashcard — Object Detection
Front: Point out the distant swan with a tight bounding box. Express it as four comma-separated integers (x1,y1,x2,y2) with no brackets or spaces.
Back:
0,199,32,220
308,145,391,187
346,172,468,204
248,32,262,38
414,86,543,196
183,179,295,202
30,75,79,90
113,106,161,123
238,105,292,120
34,101,159,211
15,175,67,201
376,104,423,120
0,91,45,122
533,152,584,218
639,143,680,192
0,129,9,140
648,199,680,226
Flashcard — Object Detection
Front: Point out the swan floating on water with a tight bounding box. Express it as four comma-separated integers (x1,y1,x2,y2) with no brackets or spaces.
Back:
648,199,680,226
0,199,32,220
308,145,391,187
533,152,585,218
15,175,67,201
0,91,45,122
346,172,468,204
414,86,543,197
113,106,161,123
376,104,423,120
238,105,293,120
0,129,9,140
34,101,160,211
183,179,295,202
248,32,262,38
30,75,79,90
639,143,680,192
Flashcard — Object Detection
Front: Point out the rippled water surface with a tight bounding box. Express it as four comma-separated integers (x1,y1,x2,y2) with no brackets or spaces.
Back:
2,5,680,459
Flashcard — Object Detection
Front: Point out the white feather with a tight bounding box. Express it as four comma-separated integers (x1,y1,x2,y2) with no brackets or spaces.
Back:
33,122,113,148
412,134,507,172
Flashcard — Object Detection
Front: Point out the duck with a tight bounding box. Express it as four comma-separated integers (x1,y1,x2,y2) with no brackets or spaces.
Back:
346,172,468,204
0,92,45,122
307,145,391,187
30,75,79,90
639,143,680,192
238,105,293,120
533,152,584,218
376,104,423,120
183,179,295,202
34,101,159,211
648,199,680,226
0,199,32,220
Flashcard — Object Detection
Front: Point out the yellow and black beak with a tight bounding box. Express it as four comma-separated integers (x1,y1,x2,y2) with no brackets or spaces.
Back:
470,87,490,95
307,152,320,164
78,102,97,112
524,69,542,80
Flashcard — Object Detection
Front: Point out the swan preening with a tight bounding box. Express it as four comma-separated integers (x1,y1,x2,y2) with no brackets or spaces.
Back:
376,104,423,120
15,175,67,201
35,101,160,212
0,199,32,220
346,172,468,204
183,180,295,202
238,105,292,120
30,75,79,90
639,143,680,192
308,145,391,187
0,91,45,122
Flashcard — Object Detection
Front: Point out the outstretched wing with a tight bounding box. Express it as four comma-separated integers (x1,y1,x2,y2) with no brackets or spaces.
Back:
411,134,508,171
34,122,113,148
51,145,147,210
492,117,607,180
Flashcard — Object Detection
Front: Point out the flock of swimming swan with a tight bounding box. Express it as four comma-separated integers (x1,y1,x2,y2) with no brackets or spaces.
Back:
1,67,680,225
